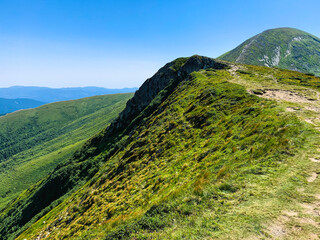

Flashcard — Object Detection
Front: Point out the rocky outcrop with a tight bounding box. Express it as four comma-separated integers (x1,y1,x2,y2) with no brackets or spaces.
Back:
111,55,228,131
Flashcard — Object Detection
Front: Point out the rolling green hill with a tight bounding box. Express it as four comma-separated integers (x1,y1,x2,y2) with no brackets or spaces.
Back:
0,93,133,211
219,28,320,76
1,56,320,239
0,97,45,115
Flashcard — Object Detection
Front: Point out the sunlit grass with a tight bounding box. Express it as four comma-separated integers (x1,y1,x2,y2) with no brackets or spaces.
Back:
17,68,316,240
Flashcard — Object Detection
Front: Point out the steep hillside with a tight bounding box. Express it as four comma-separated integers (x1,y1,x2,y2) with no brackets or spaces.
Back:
0,97,45,115
0,86,137,103
2,56,320,239
219,28,320,76
0,93,133,210
0,56,228,239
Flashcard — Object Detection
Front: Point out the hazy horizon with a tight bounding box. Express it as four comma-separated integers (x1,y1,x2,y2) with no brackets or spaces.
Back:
1,0,320,89
0,85,138,89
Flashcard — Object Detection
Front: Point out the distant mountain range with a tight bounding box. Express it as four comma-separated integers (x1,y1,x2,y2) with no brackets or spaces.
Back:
0,86,137,103
0,98,45,115
0,86,137,115
219,27,320,76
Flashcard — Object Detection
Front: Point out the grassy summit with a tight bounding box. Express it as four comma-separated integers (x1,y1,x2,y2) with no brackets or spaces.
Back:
2,56,319,239
219,28,320,76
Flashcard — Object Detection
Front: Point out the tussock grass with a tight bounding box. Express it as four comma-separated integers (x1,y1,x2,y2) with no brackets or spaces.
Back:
17,68,317,240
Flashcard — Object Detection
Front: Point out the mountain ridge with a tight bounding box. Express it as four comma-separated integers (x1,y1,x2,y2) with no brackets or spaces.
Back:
14,57,319,239
2,29,320,238
2,54,320,239
0,56,230,239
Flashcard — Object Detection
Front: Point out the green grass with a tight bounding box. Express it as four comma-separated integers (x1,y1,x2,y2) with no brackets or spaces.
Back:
219,27,320,76
0,93,133,210
16,67,316,240
1,55,319,240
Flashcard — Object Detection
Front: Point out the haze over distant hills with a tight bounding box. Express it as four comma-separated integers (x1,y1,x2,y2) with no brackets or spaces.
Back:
219,27,320,76
0,98,45,115
0,86,138,103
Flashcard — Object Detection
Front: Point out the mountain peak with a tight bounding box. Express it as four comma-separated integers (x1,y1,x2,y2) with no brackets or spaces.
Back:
219,27,320,75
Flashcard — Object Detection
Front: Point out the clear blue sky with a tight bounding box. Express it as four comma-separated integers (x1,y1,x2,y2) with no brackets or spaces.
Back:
1,0,319,88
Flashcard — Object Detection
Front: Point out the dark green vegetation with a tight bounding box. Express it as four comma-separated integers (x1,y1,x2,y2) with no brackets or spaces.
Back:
219,27,320,76
0,97,45,115
1,55,319,239
0,93,133,211
0,86,137,103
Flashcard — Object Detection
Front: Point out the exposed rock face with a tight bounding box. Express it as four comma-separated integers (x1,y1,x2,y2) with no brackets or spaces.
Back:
112,55,228,130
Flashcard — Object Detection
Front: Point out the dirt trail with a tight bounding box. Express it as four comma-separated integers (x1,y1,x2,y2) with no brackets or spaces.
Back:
227,67,320,239
310,157,320,163
236,34,261,63
228,64,240,76
258,89,314,103
248,84,320,127
307,172,318,182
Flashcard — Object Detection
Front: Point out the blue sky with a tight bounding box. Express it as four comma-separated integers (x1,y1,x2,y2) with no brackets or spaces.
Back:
1,0,319,88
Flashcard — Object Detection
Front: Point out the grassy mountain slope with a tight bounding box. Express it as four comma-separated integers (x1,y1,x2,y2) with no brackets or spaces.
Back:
0,97,45,115
0,56,228,239
0,86,138,103
1,56,319,239
0,93,133,210
219,27,320,76
17,68,311,240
